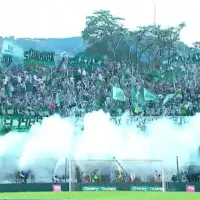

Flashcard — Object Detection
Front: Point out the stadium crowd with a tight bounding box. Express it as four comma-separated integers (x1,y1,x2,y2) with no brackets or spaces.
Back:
0,59,199,117
1,59,199,185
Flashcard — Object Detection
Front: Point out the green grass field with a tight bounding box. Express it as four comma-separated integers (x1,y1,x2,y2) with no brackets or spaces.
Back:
0,192,199,200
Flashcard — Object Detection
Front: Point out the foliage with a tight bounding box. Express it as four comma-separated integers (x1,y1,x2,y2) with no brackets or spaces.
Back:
81,9,187,70
81,10,127,60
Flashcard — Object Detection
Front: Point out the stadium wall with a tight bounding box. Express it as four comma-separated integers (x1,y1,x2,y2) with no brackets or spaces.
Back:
0,182,199,192
0,183,69,192
0,115,190,135
72,182,200,192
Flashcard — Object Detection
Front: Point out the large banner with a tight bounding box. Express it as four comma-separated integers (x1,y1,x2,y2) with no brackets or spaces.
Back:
24,51,105,67
67,55,105,67
1,39,24,59
24,49,55,66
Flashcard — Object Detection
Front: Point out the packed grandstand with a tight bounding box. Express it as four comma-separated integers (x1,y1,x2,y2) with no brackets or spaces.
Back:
0,45,199,134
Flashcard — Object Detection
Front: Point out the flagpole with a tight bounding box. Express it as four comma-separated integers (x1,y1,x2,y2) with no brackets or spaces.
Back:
153,3,157,68
154,4,157,26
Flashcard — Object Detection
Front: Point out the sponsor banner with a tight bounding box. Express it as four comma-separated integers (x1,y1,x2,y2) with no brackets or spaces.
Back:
130,186,162,192
1,39,24,58
186,185,195,192
52,184,62,192
82,186,117,191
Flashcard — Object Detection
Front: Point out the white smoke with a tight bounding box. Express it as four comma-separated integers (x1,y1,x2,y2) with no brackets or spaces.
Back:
0,110,199,182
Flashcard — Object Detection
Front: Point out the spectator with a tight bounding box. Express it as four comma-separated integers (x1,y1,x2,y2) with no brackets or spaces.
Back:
172,174,178,182
1,56,200,121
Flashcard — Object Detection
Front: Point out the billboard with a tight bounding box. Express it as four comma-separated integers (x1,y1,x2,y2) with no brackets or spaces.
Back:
1,39,24,59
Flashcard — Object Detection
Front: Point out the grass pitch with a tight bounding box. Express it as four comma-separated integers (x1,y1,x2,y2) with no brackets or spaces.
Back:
0,192,199,200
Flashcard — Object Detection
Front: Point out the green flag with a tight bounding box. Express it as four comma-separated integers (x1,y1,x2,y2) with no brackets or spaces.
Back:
131,88,145,113
132,88,146,106
112,86,126,101
132,88,139,107
163,93,177,105
180,103,185,116
143,88,158,102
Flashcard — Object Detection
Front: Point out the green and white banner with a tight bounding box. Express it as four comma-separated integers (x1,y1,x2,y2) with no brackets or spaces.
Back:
1,39,24,59
67,55,104,67
24,49,55,66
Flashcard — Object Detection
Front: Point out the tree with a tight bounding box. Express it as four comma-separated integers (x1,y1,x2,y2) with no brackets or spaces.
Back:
81,9,186,70
126,23,186,68
193,41,200,49
81,10,127,59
